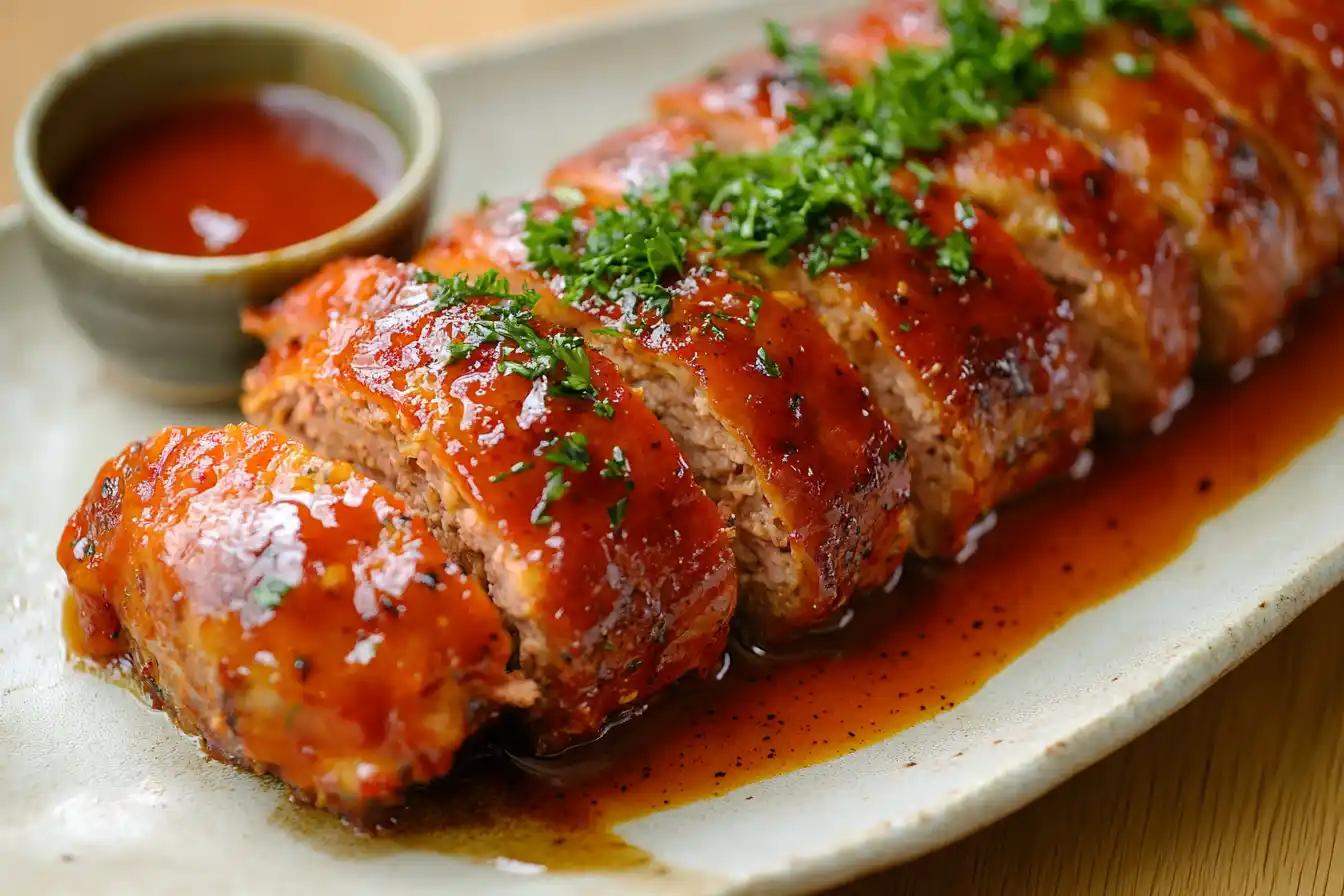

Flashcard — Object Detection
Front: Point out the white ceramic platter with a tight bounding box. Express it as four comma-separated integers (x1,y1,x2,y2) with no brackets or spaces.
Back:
4,1,1344,893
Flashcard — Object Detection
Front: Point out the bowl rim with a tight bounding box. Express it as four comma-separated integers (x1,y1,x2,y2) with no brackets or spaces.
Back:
11,8,443,278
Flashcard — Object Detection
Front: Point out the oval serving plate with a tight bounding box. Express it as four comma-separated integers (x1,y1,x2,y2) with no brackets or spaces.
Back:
3,1,1344,894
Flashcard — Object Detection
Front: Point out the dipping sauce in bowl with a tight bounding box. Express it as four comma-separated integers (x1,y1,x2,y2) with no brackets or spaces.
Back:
59,84,405,257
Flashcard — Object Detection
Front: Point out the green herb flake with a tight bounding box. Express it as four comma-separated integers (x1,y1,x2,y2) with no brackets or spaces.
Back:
601,446,631,481
489,461,533,483
1111,51,1155,78
1222,5,1270,50
936,230,976,284
530,466,570,526
251,578,290,610
755,347,782,378
608,496,629,530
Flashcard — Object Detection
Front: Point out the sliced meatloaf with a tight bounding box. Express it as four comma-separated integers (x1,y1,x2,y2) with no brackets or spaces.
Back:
549,128,1093,555
1038,24,1317,366
415,198,913,638
653,8,1199,429
242,262,737,750
1141,6,1344,260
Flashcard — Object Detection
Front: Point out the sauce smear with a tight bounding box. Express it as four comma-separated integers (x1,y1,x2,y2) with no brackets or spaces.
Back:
61,84,403,256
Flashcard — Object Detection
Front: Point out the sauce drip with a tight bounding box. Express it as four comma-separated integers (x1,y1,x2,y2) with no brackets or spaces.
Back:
60,84,403,257
65,290,1344,867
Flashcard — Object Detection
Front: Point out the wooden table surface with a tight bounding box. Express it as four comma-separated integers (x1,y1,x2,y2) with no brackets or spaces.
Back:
5,2,1342,893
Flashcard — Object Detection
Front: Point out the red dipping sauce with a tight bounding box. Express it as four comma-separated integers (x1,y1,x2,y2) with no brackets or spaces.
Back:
60,84,404,257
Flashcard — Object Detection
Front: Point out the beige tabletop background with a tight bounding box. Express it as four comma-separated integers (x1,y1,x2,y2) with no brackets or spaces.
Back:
5,1,1343,893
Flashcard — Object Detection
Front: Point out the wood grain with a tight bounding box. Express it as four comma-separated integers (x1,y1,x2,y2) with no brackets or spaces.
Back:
4,2,1341,894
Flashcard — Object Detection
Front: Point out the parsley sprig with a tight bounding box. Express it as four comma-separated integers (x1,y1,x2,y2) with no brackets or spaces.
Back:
422,270,610,408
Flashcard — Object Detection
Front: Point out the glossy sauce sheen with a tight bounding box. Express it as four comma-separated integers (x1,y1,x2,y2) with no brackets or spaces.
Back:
60,85,403,256
1045,27,1313,364
946,108,1200,425
416,198,912,633
241,267,737,747
1156,7,1344,253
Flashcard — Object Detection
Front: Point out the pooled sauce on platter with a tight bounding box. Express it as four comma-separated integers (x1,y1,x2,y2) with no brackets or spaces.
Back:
59,84,403,257
64,289,1344,869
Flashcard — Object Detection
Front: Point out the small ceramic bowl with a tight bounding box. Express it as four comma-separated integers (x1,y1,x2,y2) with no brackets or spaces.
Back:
13,11,443,404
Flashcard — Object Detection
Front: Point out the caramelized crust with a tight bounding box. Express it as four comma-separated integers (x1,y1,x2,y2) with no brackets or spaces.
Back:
945,109,1200,427
57,424,532,821
1137,8,1344,260
1042,27,1314,366
545,118,713,207
242,265,737,747
416,198,912,636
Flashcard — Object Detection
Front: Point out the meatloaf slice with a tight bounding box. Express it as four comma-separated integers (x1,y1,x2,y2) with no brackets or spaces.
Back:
943,110,1200,429
415,198,912,639
242,263,737,750
58,423,533,822
771,186,1097,557
1039,25,1318,367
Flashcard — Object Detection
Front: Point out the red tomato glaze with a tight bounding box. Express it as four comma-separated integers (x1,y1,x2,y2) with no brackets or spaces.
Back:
60,84,403,257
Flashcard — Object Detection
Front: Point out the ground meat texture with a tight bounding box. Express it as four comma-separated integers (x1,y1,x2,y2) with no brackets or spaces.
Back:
56,424,534,823
415,198,913,640
241,266,737,750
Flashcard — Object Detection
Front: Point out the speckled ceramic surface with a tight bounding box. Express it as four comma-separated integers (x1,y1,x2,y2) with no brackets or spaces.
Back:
4,2,1344,894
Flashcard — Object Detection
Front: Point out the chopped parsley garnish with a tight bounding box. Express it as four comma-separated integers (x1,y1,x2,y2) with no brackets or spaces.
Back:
531,466,571,526
428,272,613,414
936,230,976,283
489,461,533,483
746,295,763,328
1111,51,1155,77
608,497,629,530
519,0,1205,312
251,578,290,610
1220,4,1269,50
531,433,592,526
601,446,631,481
755,347,782,378
541,432,591,471
416,269,530,308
